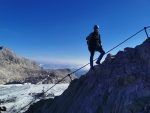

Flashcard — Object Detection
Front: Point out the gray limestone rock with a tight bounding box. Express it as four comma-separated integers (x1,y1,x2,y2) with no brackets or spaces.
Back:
0,47,74,84
25,39,150,113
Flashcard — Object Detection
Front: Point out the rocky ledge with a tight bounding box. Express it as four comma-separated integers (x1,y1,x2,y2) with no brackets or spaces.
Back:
25,39,150,113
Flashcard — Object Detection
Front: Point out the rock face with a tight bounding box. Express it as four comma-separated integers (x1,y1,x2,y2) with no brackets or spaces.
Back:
0,47,74,84
25,39,150,113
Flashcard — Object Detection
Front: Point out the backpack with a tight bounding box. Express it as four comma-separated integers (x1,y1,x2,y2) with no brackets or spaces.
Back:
86,32,100,47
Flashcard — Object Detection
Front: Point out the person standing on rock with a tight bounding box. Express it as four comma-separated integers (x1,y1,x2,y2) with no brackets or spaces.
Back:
86,25,105,69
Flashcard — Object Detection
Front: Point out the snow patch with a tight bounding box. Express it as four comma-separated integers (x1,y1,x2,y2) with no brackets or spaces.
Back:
0,84,69,113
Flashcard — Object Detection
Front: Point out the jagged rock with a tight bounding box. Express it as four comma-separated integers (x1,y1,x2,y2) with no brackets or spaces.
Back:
0,106,6,113
0,47,75,84
25,39,150,113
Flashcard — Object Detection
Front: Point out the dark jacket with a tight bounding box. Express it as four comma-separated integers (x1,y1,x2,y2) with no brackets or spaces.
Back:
86,31,101,50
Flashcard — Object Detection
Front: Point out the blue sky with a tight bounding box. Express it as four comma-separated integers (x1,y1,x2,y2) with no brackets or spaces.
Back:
0,0,150,65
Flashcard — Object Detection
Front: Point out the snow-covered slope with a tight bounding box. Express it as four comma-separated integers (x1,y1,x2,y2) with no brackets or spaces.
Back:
0,84,69,113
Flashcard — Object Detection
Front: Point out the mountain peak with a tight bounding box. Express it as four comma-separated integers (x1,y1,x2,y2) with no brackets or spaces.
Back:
0,46,76,85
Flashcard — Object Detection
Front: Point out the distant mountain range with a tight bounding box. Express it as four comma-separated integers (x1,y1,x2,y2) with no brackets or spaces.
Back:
39,63,88,77
0,47,76,84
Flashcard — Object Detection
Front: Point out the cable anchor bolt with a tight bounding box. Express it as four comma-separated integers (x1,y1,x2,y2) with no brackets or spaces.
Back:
144,27,149,39
67,74,72,81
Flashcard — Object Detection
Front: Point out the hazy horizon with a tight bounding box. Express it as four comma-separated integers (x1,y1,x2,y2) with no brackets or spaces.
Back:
0,0,150,65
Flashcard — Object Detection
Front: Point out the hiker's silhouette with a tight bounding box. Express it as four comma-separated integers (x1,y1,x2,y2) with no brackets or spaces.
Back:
86,25,105,69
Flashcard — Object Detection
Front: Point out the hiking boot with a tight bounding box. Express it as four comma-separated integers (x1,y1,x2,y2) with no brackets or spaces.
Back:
96,61,100,65
90,66,94,70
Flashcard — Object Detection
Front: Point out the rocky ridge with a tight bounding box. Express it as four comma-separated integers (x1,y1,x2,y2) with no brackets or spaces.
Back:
25,39,150,113
0,47,74,84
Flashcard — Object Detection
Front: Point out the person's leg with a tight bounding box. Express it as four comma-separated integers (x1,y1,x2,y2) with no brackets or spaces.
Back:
96,46,105,64
90,51,95,69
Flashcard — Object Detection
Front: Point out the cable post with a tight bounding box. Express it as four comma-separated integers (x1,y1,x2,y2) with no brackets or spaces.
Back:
144,27,149,38
67,74,72,81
